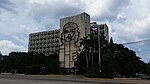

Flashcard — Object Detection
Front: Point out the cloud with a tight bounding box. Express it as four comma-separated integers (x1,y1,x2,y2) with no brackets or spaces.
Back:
85,0,131,22
0,40,26,55
104,0,150,44
0,1,45,35
0,0,84,55
27,0,83,29
0,0,150,63
0,0,17,13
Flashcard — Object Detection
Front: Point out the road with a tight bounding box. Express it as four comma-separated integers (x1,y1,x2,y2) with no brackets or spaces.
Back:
0,74,150,84
0,78,98,84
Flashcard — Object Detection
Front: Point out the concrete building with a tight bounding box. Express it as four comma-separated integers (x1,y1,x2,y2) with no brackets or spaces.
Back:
59,12,90,69
99,24,109,41
90,22,109,41
28,29,60,56
28,12,109,71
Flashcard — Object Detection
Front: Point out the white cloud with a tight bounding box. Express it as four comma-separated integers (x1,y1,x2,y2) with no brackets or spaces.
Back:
0,0,150,62
0,40,27,55
0,0,18,13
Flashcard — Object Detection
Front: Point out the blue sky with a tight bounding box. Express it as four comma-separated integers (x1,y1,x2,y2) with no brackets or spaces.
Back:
0,0,150,62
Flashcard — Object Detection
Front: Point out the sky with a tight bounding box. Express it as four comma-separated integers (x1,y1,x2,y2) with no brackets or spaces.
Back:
0,0,150,62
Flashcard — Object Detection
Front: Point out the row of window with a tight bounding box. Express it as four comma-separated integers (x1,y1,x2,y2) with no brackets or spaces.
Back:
30,46,58,51
29,50,59,54
29,44,59,48
29,41,59,45
29,39,59,43
30,34,59,37
30,31,59,38
99,25,105,28
29,45,59,48
29,42,57,45
30,35,59,40
30,40,59,43
29,48,59,50
30,38,59,42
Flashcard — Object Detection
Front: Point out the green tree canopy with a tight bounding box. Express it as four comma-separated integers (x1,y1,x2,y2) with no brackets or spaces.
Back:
0,52,59,74
76,34,147,77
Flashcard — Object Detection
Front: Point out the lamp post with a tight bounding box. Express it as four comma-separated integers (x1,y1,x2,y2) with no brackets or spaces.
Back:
86,50,88,69
98,26,101,72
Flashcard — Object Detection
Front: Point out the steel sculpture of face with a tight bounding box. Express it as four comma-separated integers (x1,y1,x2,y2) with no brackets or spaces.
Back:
64,24,75,42
60,22,80,47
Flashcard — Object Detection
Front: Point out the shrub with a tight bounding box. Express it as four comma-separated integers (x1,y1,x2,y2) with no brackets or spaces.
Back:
84,71,113,78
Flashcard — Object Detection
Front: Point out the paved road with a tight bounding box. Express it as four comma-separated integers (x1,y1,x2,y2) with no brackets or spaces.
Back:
0,78,98,84
0,74,150,84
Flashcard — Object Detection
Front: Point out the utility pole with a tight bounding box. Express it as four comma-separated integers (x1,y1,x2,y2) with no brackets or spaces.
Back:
86,50,88,69
98,25,101,72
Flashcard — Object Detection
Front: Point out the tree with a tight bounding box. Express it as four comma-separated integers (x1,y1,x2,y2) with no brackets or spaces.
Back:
109,37,113,45
101,49,117,77
0,52,59,74
76,33,109,74
108,41,146,77
76,34,147,78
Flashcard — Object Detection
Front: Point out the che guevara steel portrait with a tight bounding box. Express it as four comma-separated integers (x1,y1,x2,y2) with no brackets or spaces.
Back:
60,22,80,48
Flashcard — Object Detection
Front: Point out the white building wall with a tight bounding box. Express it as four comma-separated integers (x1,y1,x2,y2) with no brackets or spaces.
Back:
28,29,60,56
59,12,90,68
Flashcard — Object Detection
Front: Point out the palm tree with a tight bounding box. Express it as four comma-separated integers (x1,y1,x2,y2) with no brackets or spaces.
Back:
80,33,97,70
80,33,97,51
80,36,90,51
80,36,90,69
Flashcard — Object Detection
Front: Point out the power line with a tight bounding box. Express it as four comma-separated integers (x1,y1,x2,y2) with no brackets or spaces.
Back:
122,38,150,45
136,48,150,53
121,38,150,52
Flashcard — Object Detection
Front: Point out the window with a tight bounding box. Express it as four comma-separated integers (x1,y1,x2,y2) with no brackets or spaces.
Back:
100,30,105,34
52,31,54,34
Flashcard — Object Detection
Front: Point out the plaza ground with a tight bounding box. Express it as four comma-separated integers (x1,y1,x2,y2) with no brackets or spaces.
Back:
0,74,150,84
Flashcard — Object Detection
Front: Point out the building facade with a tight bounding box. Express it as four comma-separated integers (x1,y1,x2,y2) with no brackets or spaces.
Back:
59,12,90,69
90,22,109,41
28,29,60,56
28,12,109,70
99,24,109,41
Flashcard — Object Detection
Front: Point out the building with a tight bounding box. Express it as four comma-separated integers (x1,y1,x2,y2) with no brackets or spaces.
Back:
59,12,90,69
99,24,109,41
90,22,109,41
28,29,60,56
28,12,109,71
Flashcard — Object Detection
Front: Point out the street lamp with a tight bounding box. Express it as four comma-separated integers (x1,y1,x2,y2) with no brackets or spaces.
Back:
98,26,101,72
